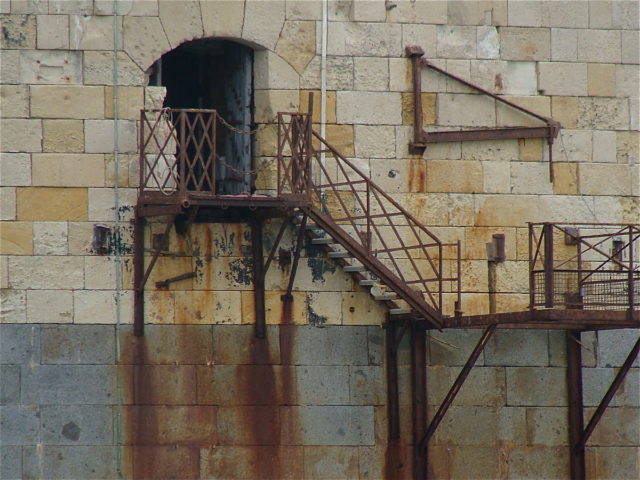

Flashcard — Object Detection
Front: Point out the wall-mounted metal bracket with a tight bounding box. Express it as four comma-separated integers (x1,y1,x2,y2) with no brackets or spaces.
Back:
405,45,561,178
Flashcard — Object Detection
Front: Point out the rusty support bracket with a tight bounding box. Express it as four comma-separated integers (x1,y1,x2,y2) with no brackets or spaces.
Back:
251,218,266,339
282,213,308,302
419,323,497,451
578,335,640,448
155,271,196,289
411,322,428,480
386,318,401,440
263,218,289,276
567,331,586,480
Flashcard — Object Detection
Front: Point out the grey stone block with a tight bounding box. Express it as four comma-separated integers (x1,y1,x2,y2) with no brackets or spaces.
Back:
526,407,569,446
0,405,40,445
40,405,113,445
1,446,22,480
367,326,384,366
428,328,486,366
41,325,115,365
0,324,40,364
21,365,120,405
212,325,279,365
296,366,350,405
0,365,20,404
286,406,374,445
281,326,368,366
303,445,360,479
427,366,506,407
506,367,567,406
23,445,118,480
216,406,280,445
597,329,640,368
119,324,214,365
507,446,570,479
349,366,384,405
434,406,523,447
583,367,639,407
484,329,549,366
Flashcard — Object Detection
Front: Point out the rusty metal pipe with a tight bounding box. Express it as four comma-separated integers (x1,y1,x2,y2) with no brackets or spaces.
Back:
567,331,586,480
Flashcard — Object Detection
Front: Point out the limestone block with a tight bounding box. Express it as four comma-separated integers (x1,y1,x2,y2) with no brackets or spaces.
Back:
447,446,501,479
105,153,134,187
589,0,612,28
616,131,639,164
74,290,117,323
477,26,499,59
388,0,447,24
83,51,146,86
348,0,384,21
93,0,136,15
70,15,120,50
475,194,542,226
37,15,69,50
0,14,35,48
84,256,115,290
10,0,47,13
592,130,617,163
506,367,567,406
500,27,549,61
507,1,543,26
285,0,321,20
538,62,587,96
507,447,570,479
427,160,483,193
538,194,601,223
158,0,203,48
518,137,543,162
550,28,578,62
370,160,424,195
88,187,136,222
621,30,640,64
464,226,516,260
586,63,616,97
17,187,87,221
242,0,285,50
144,86,167,110
582,368,639,407
1,255,9,288
580,163,632,195
0,153,31,186
327,21,402,57
8,255,84,289
577,97,629,130
104,86,144,120
0,221,32,254
18,49,81,84
48,0,93,14
577,29,621,63
173,290,241,324
31,85,105,119
482,160,510,193
42,120,84,153
401,92,436,128
84,120,138,154
437,93,496,127
443,59,473,94
315,56,348,91
447,1,507,26
494,293,529,313
32,221,67,255
254,90,299,123
0,119,42,153
66,221,92,255
26,289,73,323
401,24,437,58
341,292,385,326
612,0,640,29
336,91,402,125
510,162,552,194
551,96,579,129
388,57,412,92
616,64,640,99
353,57,388,92
542,0,588,27
299,90,337,124
275,21,316,74
32,154,104,187
123,16,170,70
201,0,244,37
254,50,300,91
0,49,19,83
354,125,395,159
586,407,640,446
1,188,16,220
552,162,578,195
551,129,592,163
0,289,26,322
0,85,28,117
436,25,476,59
496,95,550,128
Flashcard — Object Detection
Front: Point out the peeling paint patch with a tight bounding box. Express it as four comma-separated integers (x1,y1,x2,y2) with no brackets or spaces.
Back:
306,294,327,327
225,258,253,286
307,257,336,282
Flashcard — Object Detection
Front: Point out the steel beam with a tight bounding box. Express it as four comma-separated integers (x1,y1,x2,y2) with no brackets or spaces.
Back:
251,218,266,339
423,126,556,143
567,331,586,480
386,318,400,440
133,208,145,337
411,323,427,480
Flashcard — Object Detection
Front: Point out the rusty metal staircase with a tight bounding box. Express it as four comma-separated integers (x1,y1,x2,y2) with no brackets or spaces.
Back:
276,110,461,329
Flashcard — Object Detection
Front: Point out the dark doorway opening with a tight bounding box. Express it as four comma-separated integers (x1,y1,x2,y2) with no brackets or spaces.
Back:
149,39,254,195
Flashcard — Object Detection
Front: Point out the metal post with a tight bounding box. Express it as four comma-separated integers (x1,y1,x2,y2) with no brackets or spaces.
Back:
251,218,266,339
405,46,426,153
410,323,427,480
544,223,555,308
567,331,586,480
529,224,535,310
386,317,400,440
628,226,635,318
133,208,145,337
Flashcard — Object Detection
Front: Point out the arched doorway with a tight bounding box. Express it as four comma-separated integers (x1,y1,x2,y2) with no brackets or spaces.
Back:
148,39,253,195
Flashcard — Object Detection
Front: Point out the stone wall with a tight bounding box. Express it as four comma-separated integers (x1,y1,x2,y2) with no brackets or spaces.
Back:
0,0,638,479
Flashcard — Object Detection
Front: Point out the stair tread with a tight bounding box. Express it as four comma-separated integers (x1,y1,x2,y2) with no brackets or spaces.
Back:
327,251,351,258
373,294,397,301
344,265,366,272
311,238,335,244
389,307,412,315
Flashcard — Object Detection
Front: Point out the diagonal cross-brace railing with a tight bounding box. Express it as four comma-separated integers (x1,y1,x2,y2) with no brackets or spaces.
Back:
277,113,461,328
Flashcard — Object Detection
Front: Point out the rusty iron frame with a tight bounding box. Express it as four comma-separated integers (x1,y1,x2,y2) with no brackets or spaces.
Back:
405,45,561,177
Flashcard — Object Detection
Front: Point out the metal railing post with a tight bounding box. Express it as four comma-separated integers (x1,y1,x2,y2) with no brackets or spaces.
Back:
544,223,554,308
